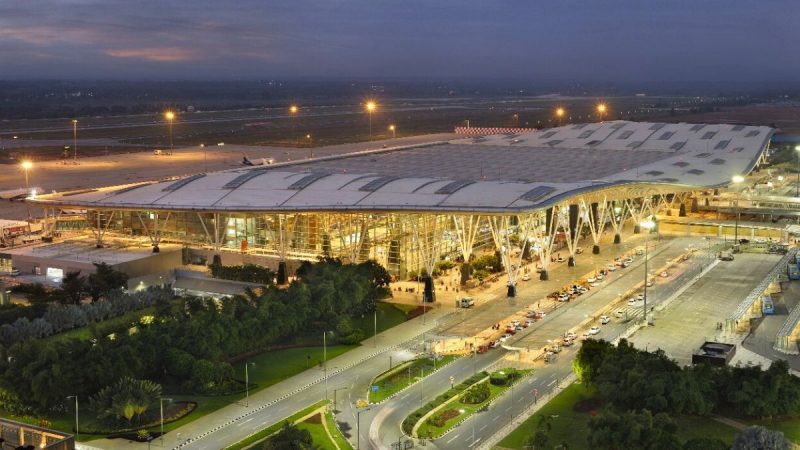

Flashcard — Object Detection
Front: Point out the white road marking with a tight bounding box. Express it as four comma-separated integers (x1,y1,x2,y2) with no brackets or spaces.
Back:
446,434,460,444
480,424,488,431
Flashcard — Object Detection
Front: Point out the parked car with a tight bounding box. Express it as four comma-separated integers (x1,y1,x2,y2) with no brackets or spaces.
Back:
515,325,524,332
607,264,617,272
660,271,669,278
9,267,20,276
600,315,610,324
564,331,577,340
562,338,574,347
490,340,501,348
589,326,601,335
522,273,531,281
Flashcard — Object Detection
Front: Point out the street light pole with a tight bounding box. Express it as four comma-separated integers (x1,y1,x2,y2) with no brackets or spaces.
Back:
67,395,79,441
245,362,255,407
640,219,655,325
732,175,744,245
160,397,173,445
356,407,370,450
164,111,175,154
795,145,800,197
373,309,377,348
72,119,78,163
365,101,376,140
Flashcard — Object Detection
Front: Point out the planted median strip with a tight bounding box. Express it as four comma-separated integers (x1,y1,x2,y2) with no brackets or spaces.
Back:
402,368,529,440
368,354,459,404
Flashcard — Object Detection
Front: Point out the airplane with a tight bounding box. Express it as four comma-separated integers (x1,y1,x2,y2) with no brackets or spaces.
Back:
242,156,275,166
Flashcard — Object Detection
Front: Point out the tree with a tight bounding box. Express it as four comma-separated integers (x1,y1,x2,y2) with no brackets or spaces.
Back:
572,338,614,385
588,408,681,450
683,437,729,450
57,271,86,305
89,377,162,425
86,263,129,302
261,422,314,450
732,426,789,450
527,415,552,449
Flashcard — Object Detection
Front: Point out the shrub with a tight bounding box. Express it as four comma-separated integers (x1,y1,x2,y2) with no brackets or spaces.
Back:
462,382,490,404
428,409,460,427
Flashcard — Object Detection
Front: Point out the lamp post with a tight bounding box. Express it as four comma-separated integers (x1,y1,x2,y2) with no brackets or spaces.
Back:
66,395,79,441
21,160,32,220
164,111,175,153
389,124,396,138
365,101,376,140
795,145,800,197
160,397,173,445
289,105,299,146
72,119,78,163
555,107,565,126
305,134,312,158
332,387,348,413
356,406,370,450
732,175,744,245
597,103,607,122
245,362,255,407
640,219,655,325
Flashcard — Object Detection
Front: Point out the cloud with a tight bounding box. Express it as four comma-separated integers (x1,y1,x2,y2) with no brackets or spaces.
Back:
105,47,200,62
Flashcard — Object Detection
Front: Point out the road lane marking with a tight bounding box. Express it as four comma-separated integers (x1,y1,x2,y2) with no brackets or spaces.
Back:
492,416,500,421
480,424,488,431
446,434,460,444
547,379,556,387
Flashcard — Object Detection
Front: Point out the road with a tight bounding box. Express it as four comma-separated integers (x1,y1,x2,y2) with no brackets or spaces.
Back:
364,236,714,450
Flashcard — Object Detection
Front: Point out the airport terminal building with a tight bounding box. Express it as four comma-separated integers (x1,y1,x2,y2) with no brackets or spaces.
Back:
25,121,773,294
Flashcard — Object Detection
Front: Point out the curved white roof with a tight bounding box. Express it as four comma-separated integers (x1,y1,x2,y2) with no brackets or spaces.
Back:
31,121,773,214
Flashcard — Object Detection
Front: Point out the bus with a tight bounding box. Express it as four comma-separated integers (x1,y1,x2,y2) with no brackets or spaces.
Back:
762,295,775,315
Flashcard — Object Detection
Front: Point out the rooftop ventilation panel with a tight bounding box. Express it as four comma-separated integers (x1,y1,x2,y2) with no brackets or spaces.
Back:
690,124,706,131
672,161,690,167
709,158,725,165
714,140,731,150
162,174,206,192
618,130,634,139
520,185,556,203
223,168,270,189
359,176,401,192
540,131,557,139
435,180,476,195
649,123,666,131
287,172,331,190
732,125,746,131
687,169,705,175
645,170,664,176
745,130,761,137
670,141,686,150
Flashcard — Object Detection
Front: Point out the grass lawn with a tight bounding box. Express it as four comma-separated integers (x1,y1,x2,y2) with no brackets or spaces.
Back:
351,302,414,338
497,383,740,450
9,302,411,441
369,355,459,403
224,400,327,450
415,369,529,439
296,410,353,450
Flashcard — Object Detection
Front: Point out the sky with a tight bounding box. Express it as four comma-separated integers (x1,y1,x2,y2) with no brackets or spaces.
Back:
1,0,798,83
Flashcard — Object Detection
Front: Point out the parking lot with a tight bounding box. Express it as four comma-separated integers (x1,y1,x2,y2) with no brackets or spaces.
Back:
628,252,783,365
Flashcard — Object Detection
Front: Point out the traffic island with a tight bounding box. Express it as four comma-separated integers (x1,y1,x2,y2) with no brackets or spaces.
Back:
402,368,529,440
367,355,459,404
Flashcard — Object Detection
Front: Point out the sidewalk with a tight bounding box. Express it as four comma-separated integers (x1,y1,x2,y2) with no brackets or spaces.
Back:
87,307,452,449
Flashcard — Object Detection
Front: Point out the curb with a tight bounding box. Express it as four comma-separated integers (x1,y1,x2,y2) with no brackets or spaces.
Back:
368,355,461,406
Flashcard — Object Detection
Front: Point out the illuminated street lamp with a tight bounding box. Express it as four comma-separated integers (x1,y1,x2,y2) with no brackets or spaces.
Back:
289,105,299,146
640,219,656,325
389,124,396,138
732,175,744,245
365,101,377,140
72,119,78,163
164,111,176,153
597,103,607,122
555,107,565,126
21,160,32,189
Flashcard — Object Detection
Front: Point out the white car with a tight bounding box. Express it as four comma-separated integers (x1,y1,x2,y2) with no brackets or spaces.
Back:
522,273,531,281
600,315,610,324
564,331,577,340
589,326,601,335
607,264,617,272
558,294,570,302
596,273,605,281
646,279,654,287
635,248,645,255
587,276,597,283
660,271,669,278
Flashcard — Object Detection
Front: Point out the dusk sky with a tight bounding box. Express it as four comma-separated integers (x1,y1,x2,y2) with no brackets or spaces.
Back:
2,0,798,82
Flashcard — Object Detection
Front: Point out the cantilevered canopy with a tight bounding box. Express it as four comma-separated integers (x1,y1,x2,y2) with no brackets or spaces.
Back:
29,121,773,214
